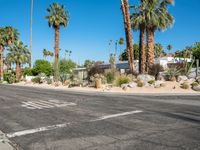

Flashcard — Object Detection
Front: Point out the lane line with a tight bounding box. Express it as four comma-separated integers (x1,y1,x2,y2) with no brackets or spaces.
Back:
91,110,143,121
6,110,143,138
6,123,70,138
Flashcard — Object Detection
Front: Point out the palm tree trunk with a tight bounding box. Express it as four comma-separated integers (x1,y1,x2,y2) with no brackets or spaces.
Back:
29,0,34,68
0,45,4,81
121,0,135,73
146,28,155,70
139,26,146,74
16,61,21,81
54,26,60,82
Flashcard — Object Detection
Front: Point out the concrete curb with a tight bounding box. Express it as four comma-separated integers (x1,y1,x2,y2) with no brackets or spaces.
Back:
0,130,16,150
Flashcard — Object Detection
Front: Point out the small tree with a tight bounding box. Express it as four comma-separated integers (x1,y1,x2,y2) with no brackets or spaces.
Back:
32,59,53,76
59,59,76,74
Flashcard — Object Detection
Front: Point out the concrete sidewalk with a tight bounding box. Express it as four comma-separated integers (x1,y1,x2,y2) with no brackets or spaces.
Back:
0,130,16,150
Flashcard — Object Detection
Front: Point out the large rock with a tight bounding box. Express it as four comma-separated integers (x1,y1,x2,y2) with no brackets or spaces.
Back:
121,84,129,91
177,76,188,82
137,75,155,85
192,85,200,92
128,82,137,88
154,80,165,88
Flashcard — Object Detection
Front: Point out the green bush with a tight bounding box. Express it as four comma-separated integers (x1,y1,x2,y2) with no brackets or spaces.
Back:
22,68,33,76
32,60,53,76
181,82,190,89
59,59,76,74
114,75,131,87
105,72,115,84
3,72,16,84
31,77,42,84
137,80,144,87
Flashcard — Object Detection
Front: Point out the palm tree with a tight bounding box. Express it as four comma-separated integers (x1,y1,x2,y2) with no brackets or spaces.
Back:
154,43,164,58
121,0,135,73
0,27,18,81
46,3,69,81
144,0,174,68
43,49,48,59
4,26,19,46
167,44,173,54
0,28,6,81
131,0,146,74
30,0,34,68
7,41,30,81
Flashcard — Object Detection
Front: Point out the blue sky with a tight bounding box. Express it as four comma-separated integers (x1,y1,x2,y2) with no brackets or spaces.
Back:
0,0,200,65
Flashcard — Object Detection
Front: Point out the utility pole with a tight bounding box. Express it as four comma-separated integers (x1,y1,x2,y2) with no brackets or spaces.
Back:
30,0,34,68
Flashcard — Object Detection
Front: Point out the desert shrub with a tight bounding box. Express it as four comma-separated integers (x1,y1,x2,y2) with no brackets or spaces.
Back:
168,61,194,76
31,77,42,84
32,60,53,76
45,77,52,85
148,80,155,85
191,82,199,87
165,68,181,81
22,68,33,76
137,80,144,87
60,74,70,85
181,82,190,89
3,71,16,84
88,65,104,78
114,75,131,87
105,71,115,84
148,64,164,80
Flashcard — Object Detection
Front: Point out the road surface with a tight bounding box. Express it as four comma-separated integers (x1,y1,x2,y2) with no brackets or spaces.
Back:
0,84,200,150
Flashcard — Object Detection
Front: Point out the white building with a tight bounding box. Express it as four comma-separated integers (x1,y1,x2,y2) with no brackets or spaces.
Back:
155,57,192,69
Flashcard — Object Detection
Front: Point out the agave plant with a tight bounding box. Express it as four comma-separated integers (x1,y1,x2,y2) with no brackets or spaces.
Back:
165,68,181,81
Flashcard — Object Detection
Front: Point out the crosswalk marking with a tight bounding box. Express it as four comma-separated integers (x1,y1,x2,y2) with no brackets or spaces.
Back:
21,100,76,110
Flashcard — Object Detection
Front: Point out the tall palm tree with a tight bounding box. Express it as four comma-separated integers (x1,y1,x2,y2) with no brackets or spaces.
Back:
167,44,173,54
46,3,69,81
145,0,174,68
0,28,6,81
0,27,18,81
4,26,19,46
7,41,30,81
131,0,146,74
43,49,48,59
30,0,34,68
121,0,135,73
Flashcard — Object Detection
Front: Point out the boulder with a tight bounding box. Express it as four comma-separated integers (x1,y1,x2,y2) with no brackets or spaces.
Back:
192,85,200,92
154,81,165,88
137,75,155,85
177,76,188,82
121,84,129,91
128,82,137,88
2,81,8,84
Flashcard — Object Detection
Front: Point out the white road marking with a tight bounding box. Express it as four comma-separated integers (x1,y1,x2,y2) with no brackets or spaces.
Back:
21,100,77,110
6,123,70,138
91,110,143,121
5,110,143,138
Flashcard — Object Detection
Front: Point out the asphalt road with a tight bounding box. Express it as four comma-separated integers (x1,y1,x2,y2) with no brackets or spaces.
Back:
0,84,200,150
